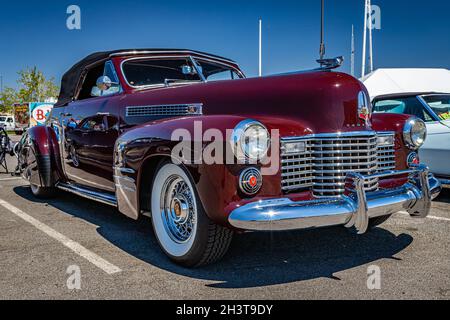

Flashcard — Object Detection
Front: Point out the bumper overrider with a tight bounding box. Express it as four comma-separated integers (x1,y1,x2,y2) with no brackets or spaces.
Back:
229,165,442,234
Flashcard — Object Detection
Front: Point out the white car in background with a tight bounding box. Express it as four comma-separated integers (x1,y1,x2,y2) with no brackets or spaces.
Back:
0,115,15,131
372,93,450,188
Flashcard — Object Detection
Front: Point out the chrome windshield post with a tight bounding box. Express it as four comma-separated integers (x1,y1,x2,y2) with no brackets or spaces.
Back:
189,56,207,82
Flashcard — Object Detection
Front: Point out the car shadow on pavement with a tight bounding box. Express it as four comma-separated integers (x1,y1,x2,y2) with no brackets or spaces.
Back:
14,185,413,289
435,188,450,204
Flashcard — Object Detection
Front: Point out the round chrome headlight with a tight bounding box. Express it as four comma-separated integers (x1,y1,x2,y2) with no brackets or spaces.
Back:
403,118,427,149
231,119,270,160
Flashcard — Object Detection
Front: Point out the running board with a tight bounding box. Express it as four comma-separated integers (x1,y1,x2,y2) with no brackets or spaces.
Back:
56,182,117,207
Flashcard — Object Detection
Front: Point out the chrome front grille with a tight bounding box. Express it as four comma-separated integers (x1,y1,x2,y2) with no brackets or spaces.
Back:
281,132,396,197
377,133,396,172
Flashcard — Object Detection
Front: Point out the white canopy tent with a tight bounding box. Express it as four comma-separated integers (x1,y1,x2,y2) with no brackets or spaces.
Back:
361,68,450,99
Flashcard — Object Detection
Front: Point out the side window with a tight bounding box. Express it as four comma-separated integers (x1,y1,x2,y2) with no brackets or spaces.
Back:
77,63,105,100
206,70,240,81
77,61,121,100
91,61,121,97
373,97,434,122
80,115,106,131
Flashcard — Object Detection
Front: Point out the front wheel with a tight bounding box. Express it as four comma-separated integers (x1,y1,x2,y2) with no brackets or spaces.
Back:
151,161,233,267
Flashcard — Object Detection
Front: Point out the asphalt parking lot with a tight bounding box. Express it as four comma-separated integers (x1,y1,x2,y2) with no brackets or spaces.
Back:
0,136,449,300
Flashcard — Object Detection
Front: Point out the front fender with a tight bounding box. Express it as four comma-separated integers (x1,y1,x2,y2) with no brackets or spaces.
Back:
113,115,311,226
371,113,419,171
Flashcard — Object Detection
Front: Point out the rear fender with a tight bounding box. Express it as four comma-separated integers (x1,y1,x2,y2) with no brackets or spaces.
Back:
25,126,60,187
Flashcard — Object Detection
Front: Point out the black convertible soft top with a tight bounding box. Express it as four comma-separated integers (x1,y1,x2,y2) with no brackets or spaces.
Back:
55,49,236,108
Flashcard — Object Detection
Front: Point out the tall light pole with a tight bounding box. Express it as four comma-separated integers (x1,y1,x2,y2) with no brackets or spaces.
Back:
351,25,355,77
362,0,374,77
259,18,262,77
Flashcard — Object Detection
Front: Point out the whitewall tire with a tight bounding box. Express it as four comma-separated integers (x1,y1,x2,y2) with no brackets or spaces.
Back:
151,161,233,267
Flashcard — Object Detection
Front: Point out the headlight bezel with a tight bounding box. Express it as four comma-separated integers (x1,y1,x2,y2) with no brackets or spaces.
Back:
231,119,270,161
403,117,427,150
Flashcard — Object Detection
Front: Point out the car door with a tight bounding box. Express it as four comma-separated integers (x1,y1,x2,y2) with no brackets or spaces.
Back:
60,60,122,192
373,95,449,176
420,120,450,177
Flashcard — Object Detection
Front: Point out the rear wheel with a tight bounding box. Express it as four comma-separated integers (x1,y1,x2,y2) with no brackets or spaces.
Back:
30,183,55,199
151,161,233,267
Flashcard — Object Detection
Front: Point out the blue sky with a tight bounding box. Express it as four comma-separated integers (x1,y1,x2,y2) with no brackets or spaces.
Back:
0,0,449,89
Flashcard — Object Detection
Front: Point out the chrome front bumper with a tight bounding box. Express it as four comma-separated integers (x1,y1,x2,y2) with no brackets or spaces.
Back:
229,165,442,234
436,177,450,189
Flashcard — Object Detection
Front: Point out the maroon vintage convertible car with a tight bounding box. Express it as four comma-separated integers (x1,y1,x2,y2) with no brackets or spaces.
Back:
22,49,441,267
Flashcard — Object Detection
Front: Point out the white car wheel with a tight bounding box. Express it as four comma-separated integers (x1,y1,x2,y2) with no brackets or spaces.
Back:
151,163,198,258
151,161,233,267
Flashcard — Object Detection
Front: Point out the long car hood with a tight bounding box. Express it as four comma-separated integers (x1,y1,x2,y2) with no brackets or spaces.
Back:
124,71,370,135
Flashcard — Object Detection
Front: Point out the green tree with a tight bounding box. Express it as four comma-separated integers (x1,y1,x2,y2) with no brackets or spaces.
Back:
17,66,59,102
0,87,18,114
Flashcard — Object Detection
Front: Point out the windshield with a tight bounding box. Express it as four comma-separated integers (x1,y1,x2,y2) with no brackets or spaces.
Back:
122,58,202,87
122,57,242,88
423,95,450,120
0,117,6,122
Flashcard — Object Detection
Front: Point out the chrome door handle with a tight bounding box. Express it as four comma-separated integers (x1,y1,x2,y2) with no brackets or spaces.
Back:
60,112,72,117
97,112,110,116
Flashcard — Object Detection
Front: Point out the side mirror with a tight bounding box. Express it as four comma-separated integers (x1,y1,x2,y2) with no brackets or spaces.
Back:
181,65,194,75
96,76,114,91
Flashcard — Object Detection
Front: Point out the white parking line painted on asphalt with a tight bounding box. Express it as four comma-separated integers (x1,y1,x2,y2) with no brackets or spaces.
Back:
0,198,122,275
398,211,450,222
0,177,23,181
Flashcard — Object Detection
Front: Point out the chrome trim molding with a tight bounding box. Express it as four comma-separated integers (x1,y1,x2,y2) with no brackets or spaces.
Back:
56,182,117,207
113,140,139,220
109,50,238,65
229,165,442,234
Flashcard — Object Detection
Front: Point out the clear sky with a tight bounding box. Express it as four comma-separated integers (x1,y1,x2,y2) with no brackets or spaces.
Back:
0,0,449,89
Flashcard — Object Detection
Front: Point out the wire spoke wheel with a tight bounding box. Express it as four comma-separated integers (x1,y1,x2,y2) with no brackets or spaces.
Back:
160,175,196,243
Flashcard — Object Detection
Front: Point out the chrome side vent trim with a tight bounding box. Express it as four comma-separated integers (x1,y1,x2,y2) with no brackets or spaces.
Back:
126,104,203,117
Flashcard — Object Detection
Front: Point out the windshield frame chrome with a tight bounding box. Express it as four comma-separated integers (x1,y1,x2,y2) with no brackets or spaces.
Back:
120,55,244,90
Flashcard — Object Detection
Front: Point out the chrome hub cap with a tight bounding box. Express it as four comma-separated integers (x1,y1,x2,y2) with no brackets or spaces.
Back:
160,175,196,243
